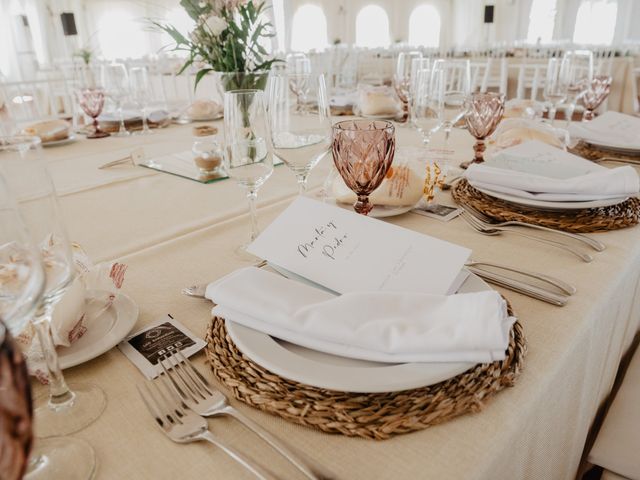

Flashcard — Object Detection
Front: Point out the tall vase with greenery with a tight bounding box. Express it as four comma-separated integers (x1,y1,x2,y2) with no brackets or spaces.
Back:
154,0,280,92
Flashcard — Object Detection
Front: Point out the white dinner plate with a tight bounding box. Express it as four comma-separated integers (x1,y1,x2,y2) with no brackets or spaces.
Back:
58,290,138,369
224,273,491,393
42,134,77,148
335,200,415,218
474,185,629,211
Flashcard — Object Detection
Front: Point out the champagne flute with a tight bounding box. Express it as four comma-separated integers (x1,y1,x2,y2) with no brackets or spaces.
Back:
267,73,332,194
129,66,154,135
409,58,431,127
430,59,471,142
394,51,422,124
286,53,312,113
0,169,96,480
560,49,593,125
0,136,106,439
544,58,568,125
223,90,274,255
101,63,130,137
413,67,440,146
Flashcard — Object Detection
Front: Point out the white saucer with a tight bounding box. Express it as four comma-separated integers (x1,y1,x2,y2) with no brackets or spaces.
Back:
474,185,628,211
224,273,490,393
42,134,77,148
58,290,138,369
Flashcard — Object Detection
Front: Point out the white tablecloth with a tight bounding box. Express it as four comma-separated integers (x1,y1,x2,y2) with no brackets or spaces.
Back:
32,121,640,480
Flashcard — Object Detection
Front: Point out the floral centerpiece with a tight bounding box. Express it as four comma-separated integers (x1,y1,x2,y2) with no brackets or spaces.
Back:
155,0,279,92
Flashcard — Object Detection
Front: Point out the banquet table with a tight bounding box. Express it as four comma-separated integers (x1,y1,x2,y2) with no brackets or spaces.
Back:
32,121,640,480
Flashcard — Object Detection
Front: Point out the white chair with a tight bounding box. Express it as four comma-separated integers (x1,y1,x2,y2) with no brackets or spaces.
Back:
470,57,508,94
0,76,76,125
632,67,640,115
588,344,640,480
512,62,547,100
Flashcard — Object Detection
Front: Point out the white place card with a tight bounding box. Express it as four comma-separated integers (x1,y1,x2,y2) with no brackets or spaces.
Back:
248,196,471,295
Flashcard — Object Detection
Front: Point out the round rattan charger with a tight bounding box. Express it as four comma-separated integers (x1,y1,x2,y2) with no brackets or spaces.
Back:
204,305,525,440
452,179,640,233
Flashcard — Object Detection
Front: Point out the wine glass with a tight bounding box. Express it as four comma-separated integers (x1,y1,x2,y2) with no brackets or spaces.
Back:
223,90,274,254
101,63,130,137
544,58,568,125
463,92,505,167
394,51,422,124
409,58,431,127
267,73,332,194
331,120,396,215
0,168,96,480
0,136,106,440
76,88,109,139
286,53,312,113
129,66,154,135
560,49,593,125
582,75,612,122
413,67,440,146
430,59,471,142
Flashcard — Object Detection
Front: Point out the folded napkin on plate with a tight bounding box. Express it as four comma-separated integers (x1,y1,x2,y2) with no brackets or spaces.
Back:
206,267,515,364
466,141,640,201
568,111,640,150
17,241,127,382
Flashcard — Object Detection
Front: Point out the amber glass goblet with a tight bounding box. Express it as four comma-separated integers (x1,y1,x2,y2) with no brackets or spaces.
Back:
331,120,395,215
582,75,612,122
463,92,505,167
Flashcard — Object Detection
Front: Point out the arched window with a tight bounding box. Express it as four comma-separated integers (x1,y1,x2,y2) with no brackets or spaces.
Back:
408,5,441,47
355,5,390,48
526,0,557,44
290,4,328,52
573,0,618,45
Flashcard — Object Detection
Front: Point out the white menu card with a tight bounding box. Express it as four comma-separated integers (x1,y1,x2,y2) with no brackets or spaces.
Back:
248,196,471,295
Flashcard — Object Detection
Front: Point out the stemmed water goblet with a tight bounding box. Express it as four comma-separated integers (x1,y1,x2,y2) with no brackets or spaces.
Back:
463,92,505,168
394,51,422,124
544,58,568,125
560,49,593,125
223,90,274,256
77,88,110,139
129,66,154,135
582,75,612,122
267,73,332,194
0,158,98,480
101,63,130,137
331,120,396,215
430,59,471,143
0,135,106,441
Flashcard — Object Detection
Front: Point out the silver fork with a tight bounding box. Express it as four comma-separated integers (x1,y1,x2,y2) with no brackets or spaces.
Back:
137,380,271,480
459,211,593,263
159,351,325,480
461,205,605,252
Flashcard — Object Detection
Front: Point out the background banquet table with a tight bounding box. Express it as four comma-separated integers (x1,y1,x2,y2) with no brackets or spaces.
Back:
32,122,640,480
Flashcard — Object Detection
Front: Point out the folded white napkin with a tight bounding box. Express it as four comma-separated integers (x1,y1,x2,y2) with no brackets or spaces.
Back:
206,267,515,364
569,111,640,150
465,141,639,201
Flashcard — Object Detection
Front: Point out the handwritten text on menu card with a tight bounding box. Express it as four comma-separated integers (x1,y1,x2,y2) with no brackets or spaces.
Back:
248,196,471,295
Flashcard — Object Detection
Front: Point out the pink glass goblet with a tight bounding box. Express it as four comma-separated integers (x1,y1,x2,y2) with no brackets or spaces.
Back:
582,75,612,122
77,88,110,139
331,120,396,215
463,92,505,168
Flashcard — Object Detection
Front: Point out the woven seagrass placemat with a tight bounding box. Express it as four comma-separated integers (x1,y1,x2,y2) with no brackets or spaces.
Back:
569,141,640,162
452,179,640,233
204,309,525,440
